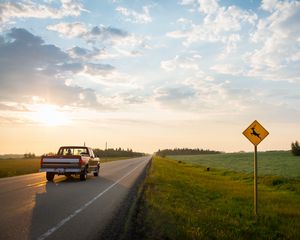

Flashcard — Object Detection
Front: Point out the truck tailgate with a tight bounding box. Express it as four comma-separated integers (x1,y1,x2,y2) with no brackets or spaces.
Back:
40,156,82,173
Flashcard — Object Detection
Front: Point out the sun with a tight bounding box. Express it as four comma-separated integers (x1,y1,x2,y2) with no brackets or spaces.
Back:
32,104,69,126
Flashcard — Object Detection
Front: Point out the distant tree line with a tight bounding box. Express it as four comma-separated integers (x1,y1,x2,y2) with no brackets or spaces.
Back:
23,152,36,158
93,148,145,158
291,141,300,156
156,148,221,157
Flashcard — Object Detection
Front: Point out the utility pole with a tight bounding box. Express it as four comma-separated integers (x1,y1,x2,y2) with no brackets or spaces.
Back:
105,142,107,150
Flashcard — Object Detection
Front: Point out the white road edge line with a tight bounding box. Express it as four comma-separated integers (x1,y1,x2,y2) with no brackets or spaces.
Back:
37,159,148,240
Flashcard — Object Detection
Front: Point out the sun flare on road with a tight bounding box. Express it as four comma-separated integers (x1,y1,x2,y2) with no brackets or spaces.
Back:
31,104,69,126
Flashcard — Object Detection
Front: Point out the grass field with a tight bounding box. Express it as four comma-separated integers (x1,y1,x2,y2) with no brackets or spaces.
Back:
0,158,40,178
129,156,300,239
168,151,300,178
0,156,136,178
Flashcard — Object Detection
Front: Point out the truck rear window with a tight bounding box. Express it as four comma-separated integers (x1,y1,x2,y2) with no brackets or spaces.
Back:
58,148,89,156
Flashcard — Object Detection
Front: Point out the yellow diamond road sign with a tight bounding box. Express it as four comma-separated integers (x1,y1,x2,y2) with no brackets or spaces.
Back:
243,120,269,146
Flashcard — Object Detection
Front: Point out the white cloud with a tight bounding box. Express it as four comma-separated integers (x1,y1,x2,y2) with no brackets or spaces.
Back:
48,23,129,42
167,2,257,46
47,22,87,38
198,0,219,14
261,0,279,12
0,0,86,29
161,55,201,72
218,33,241,59
247,0,300,82
116,6,152,24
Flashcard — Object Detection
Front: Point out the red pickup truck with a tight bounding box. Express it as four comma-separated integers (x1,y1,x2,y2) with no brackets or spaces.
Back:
40,146,100,181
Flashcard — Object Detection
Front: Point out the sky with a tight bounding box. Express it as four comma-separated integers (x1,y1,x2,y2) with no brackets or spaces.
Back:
0,0,299,155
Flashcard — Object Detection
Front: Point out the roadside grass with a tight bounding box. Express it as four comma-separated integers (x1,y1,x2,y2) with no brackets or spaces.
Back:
131,156,300,240
0,158,40,178
168,151,300,178
0,156,136,178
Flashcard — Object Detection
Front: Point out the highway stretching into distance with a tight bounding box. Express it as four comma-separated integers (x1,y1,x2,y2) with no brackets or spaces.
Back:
0,156,151,240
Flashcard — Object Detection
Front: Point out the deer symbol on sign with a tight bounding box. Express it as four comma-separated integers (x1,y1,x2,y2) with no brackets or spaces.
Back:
250,125,261,140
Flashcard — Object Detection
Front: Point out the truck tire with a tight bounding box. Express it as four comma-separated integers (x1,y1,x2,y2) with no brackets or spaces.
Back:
80,167,87,181
46,172,55,181
93,165,100,177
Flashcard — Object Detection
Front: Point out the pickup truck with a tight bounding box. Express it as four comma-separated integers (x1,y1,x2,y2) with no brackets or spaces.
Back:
40,146,100,181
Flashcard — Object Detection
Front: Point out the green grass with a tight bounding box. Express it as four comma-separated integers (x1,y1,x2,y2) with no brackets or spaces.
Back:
168,151,300,178
131,156,300,240
0,158,40,178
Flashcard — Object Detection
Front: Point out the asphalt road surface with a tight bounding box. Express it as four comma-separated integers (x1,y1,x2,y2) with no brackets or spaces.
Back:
0,156,151,240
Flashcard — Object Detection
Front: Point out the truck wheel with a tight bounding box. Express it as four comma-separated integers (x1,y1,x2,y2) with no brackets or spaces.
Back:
46,172,55,181
93,165,100,177
80,168,87,181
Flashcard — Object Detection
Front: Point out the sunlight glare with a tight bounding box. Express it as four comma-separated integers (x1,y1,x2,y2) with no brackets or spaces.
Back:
31,104,69,126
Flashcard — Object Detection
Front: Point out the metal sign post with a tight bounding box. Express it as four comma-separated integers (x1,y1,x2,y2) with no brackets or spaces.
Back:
254,145,258,216
243,120,269,217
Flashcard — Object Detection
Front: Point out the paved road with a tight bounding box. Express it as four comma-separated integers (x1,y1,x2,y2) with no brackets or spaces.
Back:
0,156,151,240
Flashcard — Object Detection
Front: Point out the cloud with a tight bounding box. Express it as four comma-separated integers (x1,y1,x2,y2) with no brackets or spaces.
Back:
116,6,152,24
84,70,136,85
84,63,115,76
47,22,148,50
154,85,196,109
218,33,241,59
246,0,300,82
67,46,119,60
179,0,196,6
173,0,299,83
0,28,111,109
198,0,219,14
0,103,28,112
47,22,87,38
47,23,128,40
0,0,85,29
88,25,129,44
0,115,31,125
111,92,147,105
87,25,150,51
152,77,249,116
210,64,243,75
261,0,279,12
161,55,201,72
167,1,257,46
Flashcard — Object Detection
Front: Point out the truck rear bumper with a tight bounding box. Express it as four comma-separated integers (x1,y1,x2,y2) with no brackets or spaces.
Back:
40,168,82,173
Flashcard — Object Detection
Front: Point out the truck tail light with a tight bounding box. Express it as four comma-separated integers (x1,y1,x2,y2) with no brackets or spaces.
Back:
79,158,83,165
